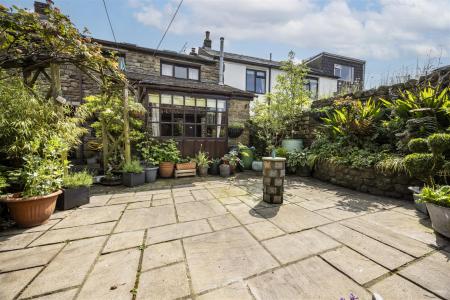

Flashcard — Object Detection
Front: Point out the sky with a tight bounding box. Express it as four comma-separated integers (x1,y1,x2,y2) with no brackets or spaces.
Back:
4,0,450,88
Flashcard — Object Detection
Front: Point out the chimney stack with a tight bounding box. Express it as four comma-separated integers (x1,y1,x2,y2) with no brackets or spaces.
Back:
219,37,224,85
203,31,212,49
190,48,197,55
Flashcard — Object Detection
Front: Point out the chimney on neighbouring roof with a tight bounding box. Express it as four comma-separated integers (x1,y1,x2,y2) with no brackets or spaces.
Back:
203,31,212,49
34,1,51,15
190,48,197,55
219,37,224,85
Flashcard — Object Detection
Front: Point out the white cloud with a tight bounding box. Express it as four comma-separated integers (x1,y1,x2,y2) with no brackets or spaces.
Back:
130,0,450,60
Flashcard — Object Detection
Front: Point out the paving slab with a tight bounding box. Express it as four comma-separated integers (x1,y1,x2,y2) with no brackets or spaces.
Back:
216,196,242,205
0,231,42,251
108,195,150,205
257,204,331,233
320,246,388,285
49,210,74,220
173,195,196,203
237,195,272,209
151,197,174,206
191,189,215,200
0,219,59,237
296,197,341,210
103,230,144,253
208,214,240,231
342,218,433,257
318,223,414,270
53,205,125,229
77,249,140,300
198,281,253,300
141,240,184,271
21,236,106,298
126,201,151,209
247,256,370,299
146,219,212,245
183,227,278,293
83,194,111,207
209,186,247,198
176,200,227,222
392,204,428,218
399,250,450,299
245,221,285,240
262,229,340,264
30,221,115,246
111,192,135,198
152,192,172,200
137,262,190,300
369,274,438,299
31,288,78,300
315,205,368,221
115,205,176,233
226,203,264,225
0,244,62,273
0,267,41,300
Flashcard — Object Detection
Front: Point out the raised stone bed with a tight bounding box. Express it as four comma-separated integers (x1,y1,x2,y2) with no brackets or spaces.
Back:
313,160,420,200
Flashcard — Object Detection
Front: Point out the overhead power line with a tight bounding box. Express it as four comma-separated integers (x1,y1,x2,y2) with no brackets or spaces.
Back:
101,0,118,50
152,0,184,57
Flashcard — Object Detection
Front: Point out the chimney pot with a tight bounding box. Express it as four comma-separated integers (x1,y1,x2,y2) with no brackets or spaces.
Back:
203,31,212,49
190,48,197,55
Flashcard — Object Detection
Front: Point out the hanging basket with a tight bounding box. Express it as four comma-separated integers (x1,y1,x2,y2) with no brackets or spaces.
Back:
228,127,244,138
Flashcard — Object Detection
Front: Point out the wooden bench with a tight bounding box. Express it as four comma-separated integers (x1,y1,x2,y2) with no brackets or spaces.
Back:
174,169,196,178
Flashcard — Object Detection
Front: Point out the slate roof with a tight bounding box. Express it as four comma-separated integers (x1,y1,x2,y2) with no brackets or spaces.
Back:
304,52,366,65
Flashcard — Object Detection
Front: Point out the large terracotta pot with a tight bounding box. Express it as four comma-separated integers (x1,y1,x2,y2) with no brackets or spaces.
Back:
159,162,175,178
3,190,62,228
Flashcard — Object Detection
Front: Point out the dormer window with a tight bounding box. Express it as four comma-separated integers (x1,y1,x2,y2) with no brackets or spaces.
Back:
334,64,354,82
161,62,200,80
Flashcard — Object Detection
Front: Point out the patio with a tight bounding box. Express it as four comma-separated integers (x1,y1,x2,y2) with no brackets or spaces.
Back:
1,174,449,300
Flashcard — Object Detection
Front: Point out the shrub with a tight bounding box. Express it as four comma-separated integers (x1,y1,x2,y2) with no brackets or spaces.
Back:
403,153,440,185
194,151,210,167
375,156,406,175
0,175,8,194
428,133,450,155
275,147,288,158
63,171,93,188
418,185,450,208
407,138,428,153
122,160,143,173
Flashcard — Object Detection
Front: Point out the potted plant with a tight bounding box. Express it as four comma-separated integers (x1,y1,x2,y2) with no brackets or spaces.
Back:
57,171,93,210
122,160,145,187
2,142,64,228
209,158,221,175
195,151,210,176
287,150,313,176
176,157,196,170
238,143,254,170
228,123,244,138
137,136,159,183
223,150,243,174
418,185,450,238
152,140,181,178
219,163,231,177
252,156,263,172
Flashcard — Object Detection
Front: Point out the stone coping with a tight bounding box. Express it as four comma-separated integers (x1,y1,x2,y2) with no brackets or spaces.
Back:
262,157,286,162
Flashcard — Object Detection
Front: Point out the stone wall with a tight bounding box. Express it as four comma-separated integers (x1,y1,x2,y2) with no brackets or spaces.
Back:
228,99,251,146
313,160,420,199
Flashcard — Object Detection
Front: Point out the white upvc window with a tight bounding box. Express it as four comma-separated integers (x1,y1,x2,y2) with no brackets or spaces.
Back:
334,64,354,82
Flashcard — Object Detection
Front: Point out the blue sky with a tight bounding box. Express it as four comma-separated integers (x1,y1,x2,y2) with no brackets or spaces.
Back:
4,0,450,88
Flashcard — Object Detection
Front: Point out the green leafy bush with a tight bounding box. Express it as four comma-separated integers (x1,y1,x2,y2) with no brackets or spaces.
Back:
63,171,93,188
275,147,288,158
122,160,143,173
427,133,450,155
407,138,428,153
0,175,8,194
418,185,450,208
403,153,439,185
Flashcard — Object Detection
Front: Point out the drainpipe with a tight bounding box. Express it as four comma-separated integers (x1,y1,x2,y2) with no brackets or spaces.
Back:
219,37,224,85
268,53,272,104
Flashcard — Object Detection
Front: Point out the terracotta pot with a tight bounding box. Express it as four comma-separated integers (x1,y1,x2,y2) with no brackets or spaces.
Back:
176,162,197,170
3,190,62,228
159,162,175,178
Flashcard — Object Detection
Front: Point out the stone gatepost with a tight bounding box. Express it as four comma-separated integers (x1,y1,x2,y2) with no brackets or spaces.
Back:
262,157,286,204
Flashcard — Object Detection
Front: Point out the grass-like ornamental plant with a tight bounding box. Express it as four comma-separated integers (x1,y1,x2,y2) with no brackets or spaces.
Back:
427,133,450,155
63,171,93,188
375,155,406,175
407,138,429,153
418,185,450,208
122,160,143,174
194,151,210,168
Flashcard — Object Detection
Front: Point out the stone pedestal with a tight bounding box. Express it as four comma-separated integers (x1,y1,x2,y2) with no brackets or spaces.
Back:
262,157,286,204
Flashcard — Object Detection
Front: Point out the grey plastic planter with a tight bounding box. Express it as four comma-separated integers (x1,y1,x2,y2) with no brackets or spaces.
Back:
409,186,428,215
219,164,230,177
122,172,145,187
57,186,90,210
426,203,450,238
252,161,263,172
144,167,158,183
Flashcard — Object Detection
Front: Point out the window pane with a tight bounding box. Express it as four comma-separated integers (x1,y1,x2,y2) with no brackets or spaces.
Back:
118,56,126,71
173,111,183,123
161,109,172,122
185,124,195,137
174,66,188,79
173,123,183,136
161,123,172,136
185,97,195,107
185,110,195,123
161,94,171,105
207,99,216,111
256,77,266,94
207,126,217,138
161,64,173,76
173,95,183,106
151,123,160,137
149,93,159,104
196,124,205,137
196,98,206,107
189,68,199,80
246,70,255,92
217,100,226,112
207,112,216,124
256,71,265,77
217,125,226,138
196,110,206,124
340,65,353,81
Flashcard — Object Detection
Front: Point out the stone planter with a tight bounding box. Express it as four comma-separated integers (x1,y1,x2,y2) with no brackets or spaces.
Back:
144,167,158,183
159,162,175,178
57,186,90,210
122,172,145,187
252,161,263,172
198,166,208,176
219,164,230,177
409,186,428,215
3,190,62,228
426,203,450,238
262,157,286,204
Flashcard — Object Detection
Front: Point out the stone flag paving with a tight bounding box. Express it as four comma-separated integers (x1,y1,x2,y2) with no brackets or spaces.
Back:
1,175,449,300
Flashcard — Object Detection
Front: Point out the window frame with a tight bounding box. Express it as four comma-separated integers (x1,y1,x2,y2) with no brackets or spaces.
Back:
246,69,266,94
304,76,319,99
334,64,354,82
160,61,201,81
